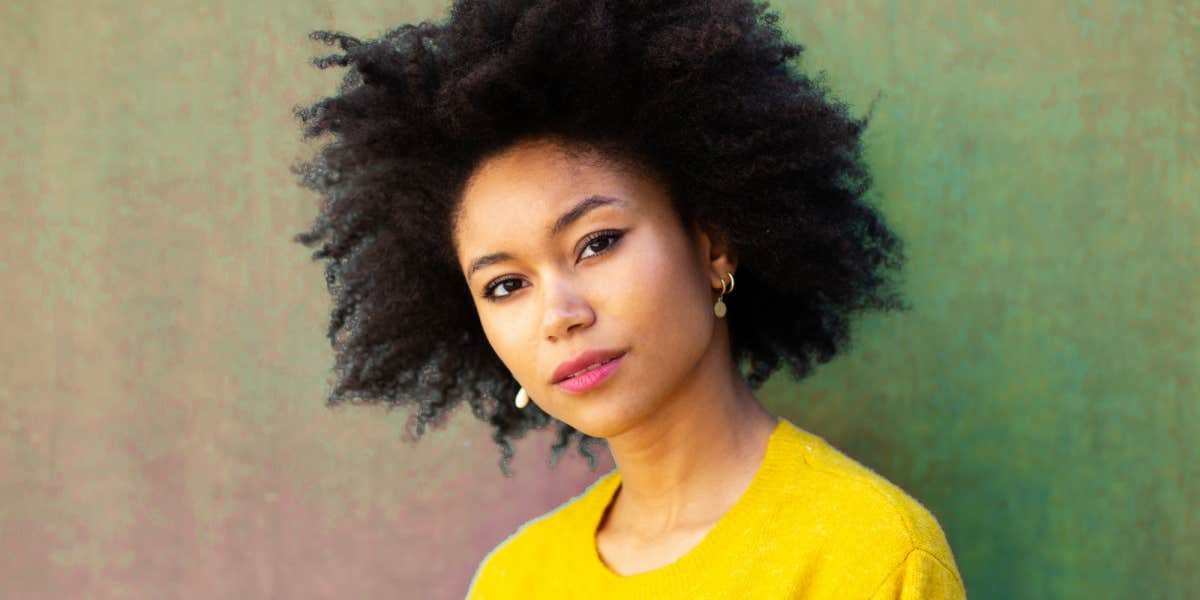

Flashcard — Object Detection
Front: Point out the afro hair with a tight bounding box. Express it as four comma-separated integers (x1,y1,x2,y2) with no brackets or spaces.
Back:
291,0,908,477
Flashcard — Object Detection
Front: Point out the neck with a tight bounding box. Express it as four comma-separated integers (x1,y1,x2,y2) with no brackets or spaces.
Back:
601,326,779,538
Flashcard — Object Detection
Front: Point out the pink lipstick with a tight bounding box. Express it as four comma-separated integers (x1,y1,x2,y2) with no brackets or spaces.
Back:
554,353,625,393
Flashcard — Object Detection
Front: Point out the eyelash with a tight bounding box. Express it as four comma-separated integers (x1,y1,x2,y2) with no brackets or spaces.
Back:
481,229,626,302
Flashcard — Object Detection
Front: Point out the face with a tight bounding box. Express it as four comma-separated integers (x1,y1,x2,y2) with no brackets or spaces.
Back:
452,137,735,438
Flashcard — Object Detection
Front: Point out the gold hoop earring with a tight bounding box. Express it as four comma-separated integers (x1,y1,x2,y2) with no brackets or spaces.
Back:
714,271,734,318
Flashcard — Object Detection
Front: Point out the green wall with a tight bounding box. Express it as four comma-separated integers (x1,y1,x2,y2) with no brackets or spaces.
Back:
1,1,1194,598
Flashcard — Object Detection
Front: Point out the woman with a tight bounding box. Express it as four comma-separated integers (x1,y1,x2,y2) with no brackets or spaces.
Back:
292,0,966,597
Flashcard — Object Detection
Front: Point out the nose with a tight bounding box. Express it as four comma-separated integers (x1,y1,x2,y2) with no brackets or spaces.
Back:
540,274,595,340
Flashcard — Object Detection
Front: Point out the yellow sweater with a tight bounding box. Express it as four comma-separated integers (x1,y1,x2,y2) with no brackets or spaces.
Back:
467,417,966,599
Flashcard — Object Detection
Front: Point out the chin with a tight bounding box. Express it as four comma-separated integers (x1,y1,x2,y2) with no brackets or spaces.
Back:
564,396,657,440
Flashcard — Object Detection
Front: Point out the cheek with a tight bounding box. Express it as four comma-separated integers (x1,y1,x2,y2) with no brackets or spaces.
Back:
610,233,712,355
478,314,527,375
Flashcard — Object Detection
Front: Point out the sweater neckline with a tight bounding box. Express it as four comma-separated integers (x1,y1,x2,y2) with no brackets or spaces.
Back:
578,417,792,586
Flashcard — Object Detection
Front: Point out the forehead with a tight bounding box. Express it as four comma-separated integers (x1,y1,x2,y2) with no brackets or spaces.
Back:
462,140,597,212
454,139,662,245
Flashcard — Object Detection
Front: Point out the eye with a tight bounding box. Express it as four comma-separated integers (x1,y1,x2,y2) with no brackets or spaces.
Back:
481,277,525,301
480,229,627,303
578,229,625,261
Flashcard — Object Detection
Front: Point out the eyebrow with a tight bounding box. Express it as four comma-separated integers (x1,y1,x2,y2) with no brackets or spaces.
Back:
465,195,626,280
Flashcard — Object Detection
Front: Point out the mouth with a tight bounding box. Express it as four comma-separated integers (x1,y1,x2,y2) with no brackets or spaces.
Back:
559,353,624,381
553,352,626,393
551,348,628,385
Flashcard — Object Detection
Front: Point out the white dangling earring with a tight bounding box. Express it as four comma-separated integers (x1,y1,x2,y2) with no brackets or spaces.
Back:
515,386,529,409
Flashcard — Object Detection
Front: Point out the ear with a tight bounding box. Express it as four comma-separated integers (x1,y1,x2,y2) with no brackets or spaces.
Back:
690,219,738,293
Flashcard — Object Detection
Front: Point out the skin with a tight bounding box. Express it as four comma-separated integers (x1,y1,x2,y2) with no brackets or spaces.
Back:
452,135,780,574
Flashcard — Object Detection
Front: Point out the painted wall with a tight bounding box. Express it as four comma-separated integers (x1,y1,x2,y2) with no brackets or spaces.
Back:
2,0,1194,598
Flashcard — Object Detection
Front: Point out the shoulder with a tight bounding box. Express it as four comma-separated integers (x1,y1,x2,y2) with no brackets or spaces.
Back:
792,427,955,553
466,471,615,598
771,422,965,593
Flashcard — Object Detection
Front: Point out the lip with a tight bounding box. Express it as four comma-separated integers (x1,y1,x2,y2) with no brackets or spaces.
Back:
551,348,627,384
554,353,625,394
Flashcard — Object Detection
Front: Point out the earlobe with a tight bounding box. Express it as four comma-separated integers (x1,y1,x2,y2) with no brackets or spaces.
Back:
710,264,736,292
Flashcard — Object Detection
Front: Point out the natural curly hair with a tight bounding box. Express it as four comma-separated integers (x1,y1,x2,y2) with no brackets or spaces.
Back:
290,0,908,477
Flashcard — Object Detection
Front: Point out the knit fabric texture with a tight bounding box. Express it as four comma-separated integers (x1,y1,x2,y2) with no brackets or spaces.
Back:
466,417,966,599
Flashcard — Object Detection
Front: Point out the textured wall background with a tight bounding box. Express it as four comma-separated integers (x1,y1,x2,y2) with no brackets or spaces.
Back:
1,0,1195,598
